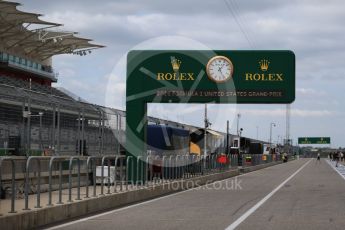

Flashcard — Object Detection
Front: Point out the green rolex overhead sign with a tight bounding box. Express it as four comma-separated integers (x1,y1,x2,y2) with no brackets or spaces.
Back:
127,50,295,104
298,137,331,144
126,50,295,181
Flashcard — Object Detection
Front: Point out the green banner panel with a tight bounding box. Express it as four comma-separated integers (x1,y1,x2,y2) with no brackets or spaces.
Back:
127,50,295,104
126,50,295,181
298,137,331,144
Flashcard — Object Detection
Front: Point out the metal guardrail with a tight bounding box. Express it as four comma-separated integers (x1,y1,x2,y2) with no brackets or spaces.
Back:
0,154,282,214
48,156,69,206
24,156,43,210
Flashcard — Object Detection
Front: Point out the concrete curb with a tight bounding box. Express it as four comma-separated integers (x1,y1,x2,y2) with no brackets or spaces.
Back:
0,161,281,230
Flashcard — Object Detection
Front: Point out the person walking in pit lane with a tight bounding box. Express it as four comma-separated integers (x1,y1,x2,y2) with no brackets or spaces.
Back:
335,151,340,167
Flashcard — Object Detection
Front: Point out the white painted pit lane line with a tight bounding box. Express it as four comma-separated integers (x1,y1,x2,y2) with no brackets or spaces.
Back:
326,159,345,180
225,159,312,230
46,168,262,230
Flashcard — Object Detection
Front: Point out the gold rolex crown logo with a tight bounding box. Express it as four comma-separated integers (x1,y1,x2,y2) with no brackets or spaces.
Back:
171,59,181,71
259,59,270,71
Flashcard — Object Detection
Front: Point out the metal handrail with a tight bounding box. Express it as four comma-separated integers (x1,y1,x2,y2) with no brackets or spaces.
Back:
24,156,49,210
0,154,284,214
67,156,83,202
85,156,101,198
126,156,134,190
48,156,70,206
136,156,142,186
100,155,125,195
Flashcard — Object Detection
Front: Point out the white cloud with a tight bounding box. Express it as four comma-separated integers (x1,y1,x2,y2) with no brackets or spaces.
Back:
291,109,334,117
296,88,326,96
14,0,345,146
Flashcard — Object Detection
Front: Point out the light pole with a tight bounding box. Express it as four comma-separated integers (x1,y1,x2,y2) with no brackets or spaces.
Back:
236,113,241,135
269,122,276,148
256,126,259,140
239,128,243,166
38,112,43,152
23,111,44,154
239,128,243,138
226,120,229,154
277,135,280,145
204,104,211,158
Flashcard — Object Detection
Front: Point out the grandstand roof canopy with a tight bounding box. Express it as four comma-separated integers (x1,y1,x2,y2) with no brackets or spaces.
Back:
0,0,104,61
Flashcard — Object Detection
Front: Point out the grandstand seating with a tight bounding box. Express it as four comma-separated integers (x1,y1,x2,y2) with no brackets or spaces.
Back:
0,75,69,98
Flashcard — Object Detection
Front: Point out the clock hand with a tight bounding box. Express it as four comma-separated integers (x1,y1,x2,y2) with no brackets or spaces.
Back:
218,64,225,72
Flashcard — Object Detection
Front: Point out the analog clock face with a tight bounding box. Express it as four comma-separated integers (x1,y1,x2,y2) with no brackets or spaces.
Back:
206,56,233,83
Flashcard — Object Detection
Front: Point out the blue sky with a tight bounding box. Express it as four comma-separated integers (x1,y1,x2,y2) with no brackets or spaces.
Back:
16,0,345,147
